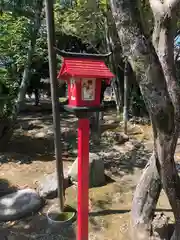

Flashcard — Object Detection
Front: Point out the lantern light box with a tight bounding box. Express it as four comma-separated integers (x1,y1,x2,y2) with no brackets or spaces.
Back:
58,57,114,108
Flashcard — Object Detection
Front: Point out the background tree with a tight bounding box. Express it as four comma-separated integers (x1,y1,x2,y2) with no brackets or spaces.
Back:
0,0,43,149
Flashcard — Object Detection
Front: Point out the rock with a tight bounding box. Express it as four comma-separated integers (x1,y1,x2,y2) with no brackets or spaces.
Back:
68,153,105,188
112,144,128,153
119,171,125,176
47,129,54,136
36,171,70,199
28,129,37,135
36,172,57,199
115,133,129,144
34,132,46,138
105,119,117,125
0,189,42,221
102,130,116,138
124,141,135,151
29,120,42,126
102,131,129,144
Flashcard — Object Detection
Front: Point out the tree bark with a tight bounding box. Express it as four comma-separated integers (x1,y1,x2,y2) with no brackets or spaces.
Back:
131,152,161,238
110,0,180,239
91,112,101,145
150,1,180,238
150,0,180,124
104,9,123,112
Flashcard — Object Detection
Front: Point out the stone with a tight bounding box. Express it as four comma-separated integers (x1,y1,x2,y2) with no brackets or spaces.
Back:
68,153,105,188
101,130,116,139
34,131,46,138
0,189,42,222
102,131,129,144
36,171,70,199
36,172,57,199
105,119,117,125
115,133,129,144
124,141,135,150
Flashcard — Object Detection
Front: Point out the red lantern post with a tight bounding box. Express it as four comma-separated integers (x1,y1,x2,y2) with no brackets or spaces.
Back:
78,118,89,240
57,50,114,240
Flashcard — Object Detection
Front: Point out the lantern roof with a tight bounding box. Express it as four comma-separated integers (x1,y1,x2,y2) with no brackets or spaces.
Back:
55,49,112,59
58,57,114,80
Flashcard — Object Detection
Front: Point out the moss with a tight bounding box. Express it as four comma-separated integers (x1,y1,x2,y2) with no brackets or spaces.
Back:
54,212,74,221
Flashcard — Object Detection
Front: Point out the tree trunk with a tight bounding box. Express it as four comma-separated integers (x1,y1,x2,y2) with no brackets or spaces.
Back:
17,1,43,112
151,1,180,125
150,2,180,238
110,0,180,239
91,112,101,145
131,152,161,238
17,40,36,111
105,11,122,113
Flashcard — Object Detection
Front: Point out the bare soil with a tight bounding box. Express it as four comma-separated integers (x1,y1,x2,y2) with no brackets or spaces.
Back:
0,105,177,240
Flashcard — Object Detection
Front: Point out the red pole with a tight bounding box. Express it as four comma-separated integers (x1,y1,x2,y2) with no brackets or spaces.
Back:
78,118,89,240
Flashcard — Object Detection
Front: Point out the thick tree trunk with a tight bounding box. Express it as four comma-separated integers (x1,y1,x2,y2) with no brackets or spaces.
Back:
150,2,180,238
151,2,180,125
110,0,180,239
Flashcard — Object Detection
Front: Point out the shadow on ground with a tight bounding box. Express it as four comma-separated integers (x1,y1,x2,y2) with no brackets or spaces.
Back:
0,178,18,198
0,212,76,240
0,110,151,178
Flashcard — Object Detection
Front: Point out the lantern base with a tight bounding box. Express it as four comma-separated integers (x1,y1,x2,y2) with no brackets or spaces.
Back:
63,105,105,118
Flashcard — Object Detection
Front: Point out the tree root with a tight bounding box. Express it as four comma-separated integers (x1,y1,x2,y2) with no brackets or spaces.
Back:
131,152,162,240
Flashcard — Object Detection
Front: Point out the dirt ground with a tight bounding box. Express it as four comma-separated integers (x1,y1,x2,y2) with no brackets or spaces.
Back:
0,104,178,240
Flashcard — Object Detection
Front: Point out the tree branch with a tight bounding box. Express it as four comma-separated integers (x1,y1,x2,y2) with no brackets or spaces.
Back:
150,0,180,16
164,0,180,10
149,0,165,16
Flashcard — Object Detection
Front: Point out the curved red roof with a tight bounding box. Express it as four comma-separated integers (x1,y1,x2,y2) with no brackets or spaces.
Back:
58,57,114,79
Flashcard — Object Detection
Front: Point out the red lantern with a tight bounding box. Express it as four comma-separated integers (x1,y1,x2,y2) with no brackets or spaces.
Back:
58,57,114,108
57,51,114,240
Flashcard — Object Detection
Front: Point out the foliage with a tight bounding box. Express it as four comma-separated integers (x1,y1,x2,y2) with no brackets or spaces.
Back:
0,13,29,116
54,1,106,50
2,0,179,120
0,13,31,70
1,0,42,18
0,1,44,118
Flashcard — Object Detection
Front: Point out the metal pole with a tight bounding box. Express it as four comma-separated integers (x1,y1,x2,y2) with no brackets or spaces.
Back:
78,118,89,240
45,0,64,212
123,59,128,134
